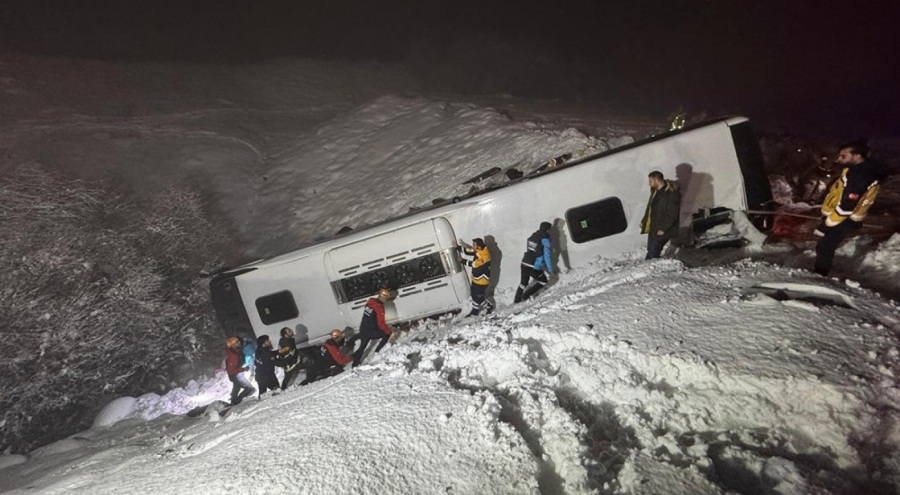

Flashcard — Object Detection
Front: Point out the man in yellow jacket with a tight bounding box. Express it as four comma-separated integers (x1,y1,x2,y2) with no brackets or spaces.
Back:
459,237,494,316
813,140,884,276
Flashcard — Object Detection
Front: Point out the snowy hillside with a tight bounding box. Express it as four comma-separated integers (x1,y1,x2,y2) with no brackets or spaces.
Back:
3,51,900,495
2,258,899,494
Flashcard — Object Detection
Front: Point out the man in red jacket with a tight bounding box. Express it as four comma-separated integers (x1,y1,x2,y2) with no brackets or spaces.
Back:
225,337,256,405
323,328,354,368
352,287,396,367
301,328,353,385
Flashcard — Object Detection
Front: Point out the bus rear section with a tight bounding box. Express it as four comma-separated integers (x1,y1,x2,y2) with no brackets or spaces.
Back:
326,216,469,326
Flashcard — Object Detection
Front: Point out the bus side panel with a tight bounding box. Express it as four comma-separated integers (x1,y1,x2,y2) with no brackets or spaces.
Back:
235,254,344,346
445,120,752,296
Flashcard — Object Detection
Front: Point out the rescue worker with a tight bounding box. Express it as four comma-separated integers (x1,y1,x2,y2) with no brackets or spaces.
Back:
225,337,256,405
640,170,681,259
514,222,554,303
302,328,353,385
814,140,884,276
277,327,302,389
254,335,281,396
459,237,494,316
352,287,395,367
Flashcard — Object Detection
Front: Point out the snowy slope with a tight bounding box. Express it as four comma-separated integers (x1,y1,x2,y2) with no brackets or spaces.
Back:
3,257,899,494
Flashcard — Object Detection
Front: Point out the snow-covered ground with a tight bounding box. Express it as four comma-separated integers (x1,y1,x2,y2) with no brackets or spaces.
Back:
2,53,900,494
2,257,900,494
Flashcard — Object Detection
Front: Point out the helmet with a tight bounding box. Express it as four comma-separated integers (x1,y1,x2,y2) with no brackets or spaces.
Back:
226,337,240,347
378,287,393,299
330,328,343,339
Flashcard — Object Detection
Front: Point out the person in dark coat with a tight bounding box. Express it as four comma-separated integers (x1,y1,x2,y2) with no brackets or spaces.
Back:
640,171,681,259
277,327,302,389
459,237,494,316
813,140,884,276
254,335,281,396
352,287,395,367
302,328,353,385
225,337,256,405
514,222,554,303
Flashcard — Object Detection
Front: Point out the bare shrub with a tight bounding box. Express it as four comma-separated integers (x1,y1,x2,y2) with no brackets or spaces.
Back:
0,163,234,454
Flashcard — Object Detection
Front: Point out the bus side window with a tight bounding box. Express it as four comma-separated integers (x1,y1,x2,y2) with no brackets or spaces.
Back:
255,291,299,325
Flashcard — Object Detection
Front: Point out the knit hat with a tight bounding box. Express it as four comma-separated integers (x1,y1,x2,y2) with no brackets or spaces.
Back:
539,221,552,232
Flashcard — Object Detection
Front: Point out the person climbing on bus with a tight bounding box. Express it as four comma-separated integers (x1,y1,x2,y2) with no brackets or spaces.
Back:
459,237,493,316
352,287,396,367
225,337,256,405
514,222,554,303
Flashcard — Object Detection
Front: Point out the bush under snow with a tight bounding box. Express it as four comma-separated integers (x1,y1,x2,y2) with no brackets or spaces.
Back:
0,163,234,454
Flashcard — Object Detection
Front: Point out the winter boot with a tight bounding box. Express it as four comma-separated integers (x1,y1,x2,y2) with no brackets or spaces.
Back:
521,284,541,301
513,287,524,303
238,387,256,401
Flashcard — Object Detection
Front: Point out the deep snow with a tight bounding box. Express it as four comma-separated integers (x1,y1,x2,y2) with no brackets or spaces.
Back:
1,53,899,494
2,257,900,494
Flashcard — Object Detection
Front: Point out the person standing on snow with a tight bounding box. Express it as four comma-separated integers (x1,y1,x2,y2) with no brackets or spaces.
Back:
514,222,555,303
277,327,302,389
640,170,681,259
352,287,396,367
225,337,256,405
813,140,884,276
459,237,494,316
254,335,281,396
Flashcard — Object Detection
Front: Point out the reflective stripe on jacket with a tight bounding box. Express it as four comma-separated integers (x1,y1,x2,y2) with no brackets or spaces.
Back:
821,164,880,226
463,245,491,286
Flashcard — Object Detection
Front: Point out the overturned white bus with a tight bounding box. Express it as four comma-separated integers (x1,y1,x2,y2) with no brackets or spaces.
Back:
210,117,772,346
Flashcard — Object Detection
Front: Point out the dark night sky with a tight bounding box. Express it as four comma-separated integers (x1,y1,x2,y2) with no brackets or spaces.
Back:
2,0,898,137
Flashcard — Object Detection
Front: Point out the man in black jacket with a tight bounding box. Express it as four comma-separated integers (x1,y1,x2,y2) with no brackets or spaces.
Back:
277,327,302,389
813,140,884,276
640,171,681,259
254,335,281,396
514,222,555,303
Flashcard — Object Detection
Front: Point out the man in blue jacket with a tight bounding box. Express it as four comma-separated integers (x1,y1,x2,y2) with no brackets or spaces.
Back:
514,222,554,303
